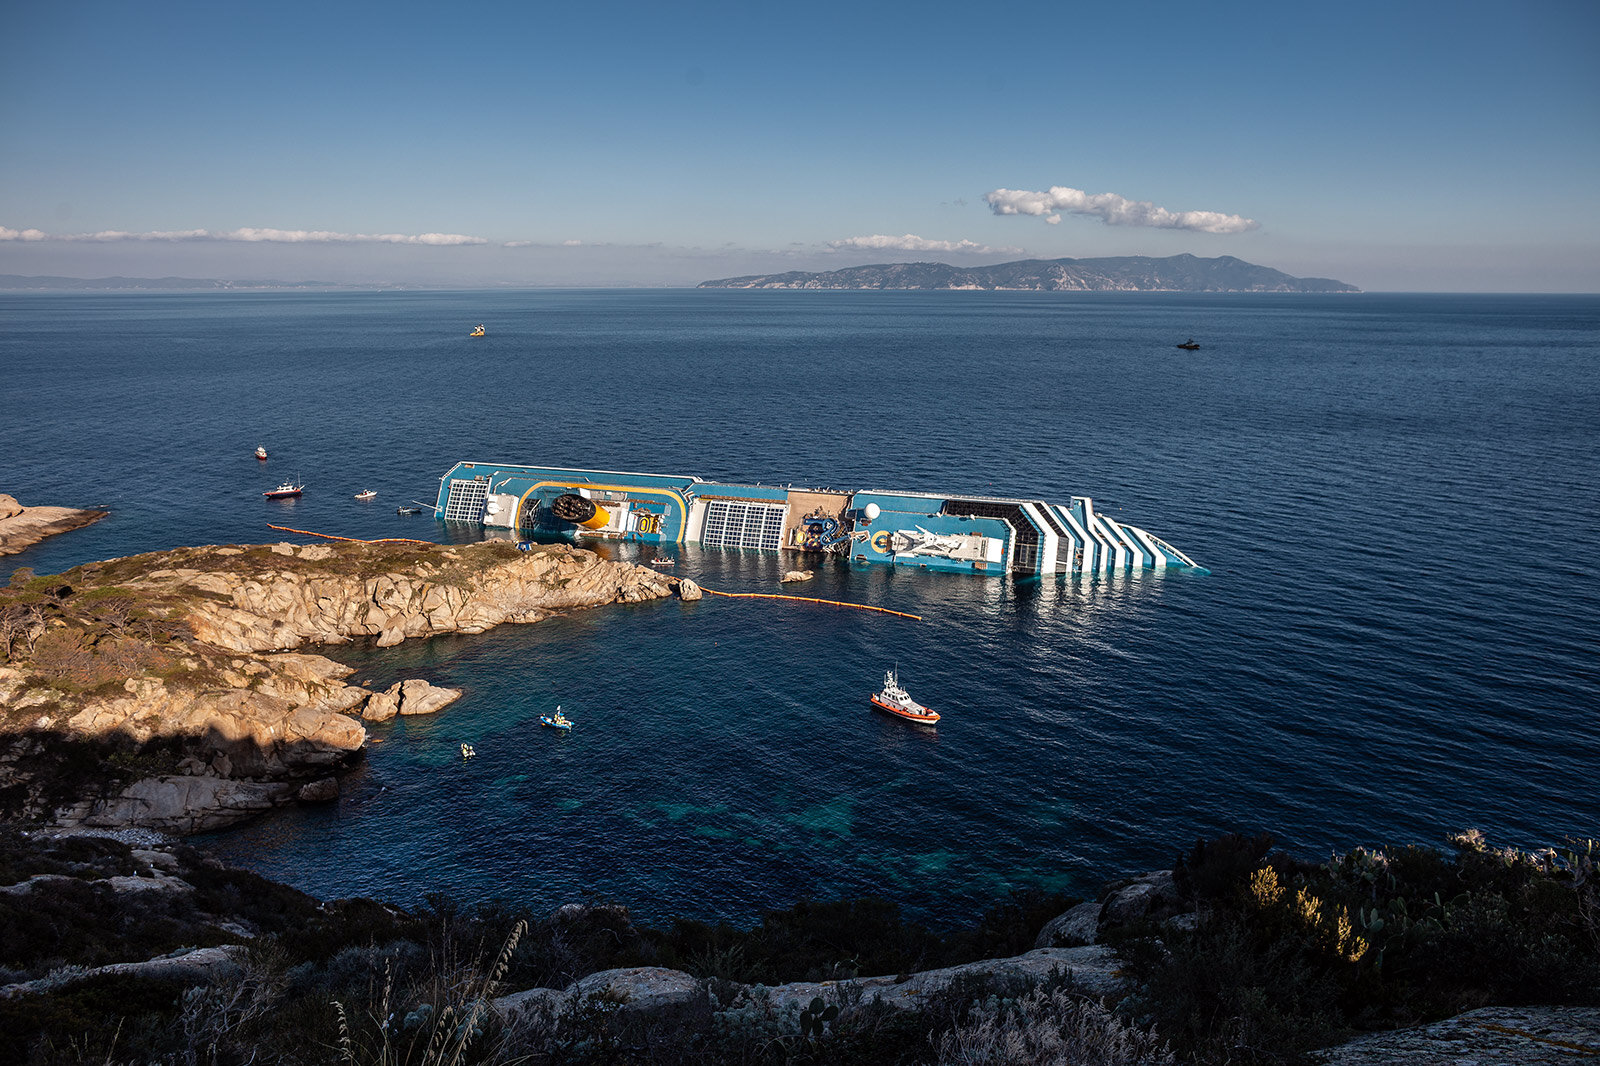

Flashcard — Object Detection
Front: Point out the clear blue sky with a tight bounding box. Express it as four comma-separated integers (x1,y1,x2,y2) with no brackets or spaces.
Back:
3,0,1597,290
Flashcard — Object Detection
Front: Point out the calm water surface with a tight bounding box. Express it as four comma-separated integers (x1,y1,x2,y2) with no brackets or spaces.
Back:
3,289,1596,925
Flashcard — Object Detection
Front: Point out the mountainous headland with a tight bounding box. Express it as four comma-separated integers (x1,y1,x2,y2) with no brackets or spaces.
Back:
700,253,1359,292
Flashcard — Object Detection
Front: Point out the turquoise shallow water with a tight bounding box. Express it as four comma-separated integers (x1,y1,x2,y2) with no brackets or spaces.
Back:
3,289,1597,925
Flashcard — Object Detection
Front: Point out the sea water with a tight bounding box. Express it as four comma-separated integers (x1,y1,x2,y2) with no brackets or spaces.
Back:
2,289,1596,925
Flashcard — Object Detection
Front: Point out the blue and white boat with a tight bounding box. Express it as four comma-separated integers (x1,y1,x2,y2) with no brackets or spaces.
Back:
431,461,1206,580
540,706,572,732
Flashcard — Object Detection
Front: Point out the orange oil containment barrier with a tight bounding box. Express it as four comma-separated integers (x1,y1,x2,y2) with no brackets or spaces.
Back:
696,585,921,621
267,524,433,546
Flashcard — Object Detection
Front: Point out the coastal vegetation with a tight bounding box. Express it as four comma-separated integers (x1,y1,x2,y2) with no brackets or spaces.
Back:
0,828,1593,1064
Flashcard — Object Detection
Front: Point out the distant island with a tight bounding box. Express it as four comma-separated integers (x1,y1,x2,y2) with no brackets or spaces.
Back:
700,253,1359,292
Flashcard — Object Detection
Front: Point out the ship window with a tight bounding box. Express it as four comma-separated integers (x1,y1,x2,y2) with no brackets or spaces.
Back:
443,479,489,522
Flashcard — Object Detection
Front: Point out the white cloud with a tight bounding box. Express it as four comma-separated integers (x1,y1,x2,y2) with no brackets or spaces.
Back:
827,233,1020,254
561,240,583,247
983,186,1258,234
1,226,488,245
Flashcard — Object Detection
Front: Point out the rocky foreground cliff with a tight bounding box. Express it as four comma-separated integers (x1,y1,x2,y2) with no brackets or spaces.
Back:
0,538,687,833
1,827,1593,1064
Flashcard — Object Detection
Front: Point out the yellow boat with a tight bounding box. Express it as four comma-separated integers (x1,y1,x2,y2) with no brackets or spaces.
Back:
469,324,486,337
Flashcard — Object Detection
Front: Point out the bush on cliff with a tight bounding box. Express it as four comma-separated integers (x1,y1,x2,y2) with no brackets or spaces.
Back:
1113,830,1600,1064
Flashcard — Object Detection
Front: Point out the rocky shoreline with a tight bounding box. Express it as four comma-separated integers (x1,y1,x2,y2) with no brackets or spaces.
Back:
1,827,1592,1064
0,537,684,833
0,492,107,556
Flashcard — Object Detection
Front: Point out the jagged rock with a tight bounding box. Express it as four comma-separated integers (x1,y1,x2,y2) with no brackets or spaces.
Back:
1100,869,1187,928
297,777,339,803
493,944,1124,1028
780,570,814,583
766,944,1124,1011
676,578,703,601
1308,1005,1600,1064
105,872,195,894
131,847,181,872
0,497,107,555
394,679,461,716
70,775,295,834
1035,901,1101,948
0,945,248,998
362,689,400,721
498,967,705,1028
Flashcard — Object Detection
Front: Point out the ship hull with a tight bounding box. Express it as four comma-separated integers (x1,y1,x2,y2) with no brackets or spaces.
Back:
431,461,1206,579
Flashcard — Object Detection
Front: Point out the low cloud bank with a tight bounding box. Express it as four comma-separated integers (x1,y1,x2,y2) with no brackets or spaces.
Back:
0,226,487,245
983,187,1257,234
828,233,1020,254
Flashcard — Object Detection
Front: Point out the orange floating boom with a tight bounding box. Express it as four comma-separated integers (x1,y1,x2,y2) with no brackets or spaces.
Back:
697,585,921,621
267,524,433,545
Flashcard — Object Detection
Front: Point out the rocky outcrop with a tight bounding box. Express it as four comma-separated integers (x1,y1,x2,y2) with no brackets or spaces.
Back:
1308,1006,1600,1064
0,945,249,999
1099,869,1186,927
495,944,1124,1028
359,679,462,722
2,539,679,833
62,776,298,835
133,540,676,654
1034,901,1102,948
0,493,107,555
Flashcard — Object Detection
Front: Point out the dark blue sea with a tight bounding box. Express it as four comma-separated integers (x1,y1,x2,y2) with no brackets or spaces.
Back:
3,289,1597,926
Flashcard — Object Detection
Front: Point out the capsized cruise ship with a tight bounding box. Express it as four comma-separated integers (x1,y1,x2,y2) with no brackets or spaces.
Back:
433,461,1206,578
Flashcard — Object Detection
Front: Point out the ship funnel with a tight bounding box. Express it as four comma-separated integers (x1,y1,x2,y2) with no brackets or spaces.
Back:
551,492,611,530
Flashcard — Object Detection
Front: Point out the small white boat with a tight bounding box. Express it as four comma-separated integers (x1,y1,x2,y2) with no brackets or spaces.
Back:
354,489,377,500
461,743,476,759
255,445,268,460
650,557,675,567
870,667,939,725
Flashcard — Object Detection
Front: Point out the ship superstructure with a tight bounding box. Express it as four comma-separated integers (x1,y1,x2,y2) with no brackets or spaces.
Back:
433,461,1204,578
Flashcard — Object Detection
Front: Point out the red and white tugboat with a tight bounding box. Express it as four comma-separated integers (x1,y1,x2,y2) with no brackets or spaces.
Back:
255,445,268,460
263,480,303,499
870,667,939,726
